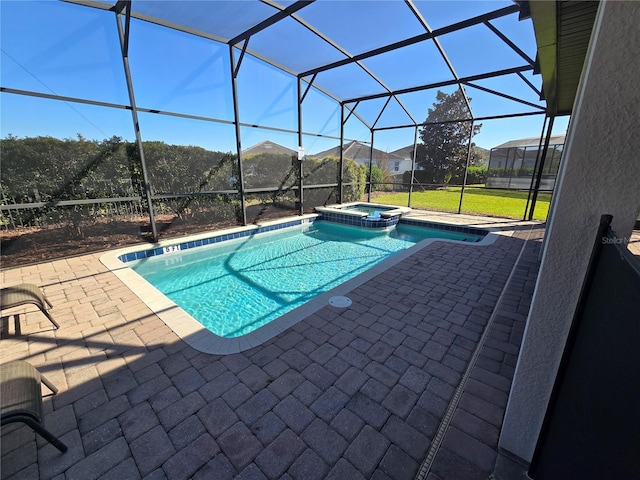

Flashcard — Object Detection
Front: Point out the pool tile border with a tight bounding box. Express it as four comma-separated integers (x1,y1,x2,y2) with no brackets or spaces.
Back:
317,211,401,229
100,212,497,355
117,215,318,263
115,214,488,265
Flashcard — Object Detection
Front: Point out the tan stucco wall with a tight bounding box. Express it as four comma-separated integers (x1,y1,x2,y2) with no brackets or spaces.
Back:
499,0,640,462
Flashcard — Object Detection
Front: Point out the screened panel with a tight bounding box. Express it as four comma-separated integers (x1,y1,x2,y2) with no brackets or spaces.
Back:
245,193,297,225
241,128,298,155
413,0,514,30
546,145,564,175
375,128,416,157
484,125,563,193
437,22,530,78
152,194,242,241
236,55,297,130
460,186,532,218
371,192,409,207
240,128,298,191
0,93,146,267
465,85,544,118
343,114,372,145
373,98,416,129
485,15,538,63
314,63,387,101
523,146,539,173
301,87,341,137
343,156,368,204
137,112,238,194
302,135,342,161
470,73,545,108
395,85,463,124
421,86,473,123
0,92,135,143
511,148,525,175
529,143,564,192
297,1,425,55
130,1,279,42
373,127,417,191
348,98,391,128
0,203,143,269
1,136,140,203
0,1,128,104
303,153,340,188
272,1,298,6
530,190,553,220
474,116,546,153
518,69,545,97
1,94,138,202
511,147,525,172
361,40,454,92
143,141,237,195
135,112,235,154
128,19,234,120
303,186,338,212
488,148,508,170
249,16,347,73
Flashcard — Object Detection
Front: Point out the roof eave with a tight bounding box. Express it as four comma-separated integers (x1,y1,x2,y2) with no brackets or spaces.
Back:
529,0,601,116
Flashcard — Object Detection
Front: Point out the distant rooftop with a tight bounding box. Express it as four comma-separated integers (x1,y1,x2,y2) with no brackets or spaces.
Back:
493,134,566,149
310,140,404,161
242,140,296,157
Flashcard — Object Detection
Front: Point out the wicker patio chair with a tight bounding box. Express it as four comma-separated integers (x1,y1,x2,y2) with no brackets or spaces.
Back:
1,360,68,452
0,283,60,330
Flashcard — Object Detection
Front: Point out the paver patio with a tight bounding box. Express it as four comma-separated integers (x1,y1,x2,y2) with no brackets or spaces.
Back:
1,212,544,480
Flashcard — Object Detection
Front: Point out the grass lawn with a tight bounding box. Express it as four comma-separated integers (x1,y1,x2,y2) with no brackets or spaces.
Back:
372,186,551,221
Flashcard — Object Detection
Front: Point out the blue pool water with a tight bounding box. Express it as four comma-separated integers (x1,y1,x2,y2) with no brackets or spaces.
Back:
131,221,480,338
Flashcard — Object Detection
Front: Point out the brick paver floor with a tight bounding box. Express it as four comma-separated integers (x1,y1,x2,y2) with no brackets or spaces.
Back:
1,212,543,480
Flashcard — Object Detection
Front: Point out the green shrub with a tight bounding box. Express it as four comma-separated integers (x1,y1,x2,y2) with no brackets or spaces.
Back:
370,166,384,191
465,166,488,184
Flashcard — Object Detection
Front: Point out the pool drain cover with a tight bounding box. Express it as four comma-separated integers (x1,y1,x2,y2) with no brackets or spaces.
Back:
329,296,352,308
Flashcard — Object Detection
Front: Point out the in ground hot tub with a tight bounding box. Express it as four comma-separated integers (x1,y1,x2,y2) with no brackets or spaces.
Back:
315,202,411,228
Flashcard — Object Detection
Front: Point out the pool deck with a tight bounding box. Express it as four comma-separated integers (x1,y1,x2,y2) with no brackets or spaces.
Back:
2,211,546,479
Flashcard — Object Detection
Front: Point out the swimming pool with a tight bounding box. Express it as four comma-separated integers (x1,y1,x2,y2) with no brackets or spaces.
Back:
130,221,481,338
101,214,494,354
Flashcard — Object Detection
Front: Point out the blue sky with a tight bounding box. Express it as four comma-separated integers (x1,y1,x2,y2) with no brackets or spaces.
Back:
1,0,569,154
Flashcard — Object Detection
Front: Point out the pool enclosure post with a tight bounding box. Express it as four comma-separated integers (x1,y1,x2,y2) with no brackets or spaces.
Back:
457,120,475,214
297,77,304,215
367,130,375,202
524,115,549,220
115,5,158,243
229,43,248,226
408,126,419,208
528,115,555,220
339,103,345,204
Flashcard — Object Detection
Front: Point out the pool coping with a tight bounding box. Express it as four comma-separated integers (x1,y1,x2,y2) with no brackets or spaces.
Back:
100,213,499,355
315,201,411,219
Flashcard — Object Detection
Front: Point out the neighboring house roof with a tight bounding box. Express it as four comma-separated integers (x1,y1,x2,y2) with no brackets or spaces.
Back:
492,134,566,150
391,143,489,166
242,140,296,157
310,140,404,162
389,145,416,159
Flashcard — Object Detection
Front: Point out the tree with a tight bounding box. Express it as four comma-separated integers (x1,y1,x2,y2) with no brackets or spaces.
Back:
370,166,384,191
416,89,482,185
374,159,394,191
